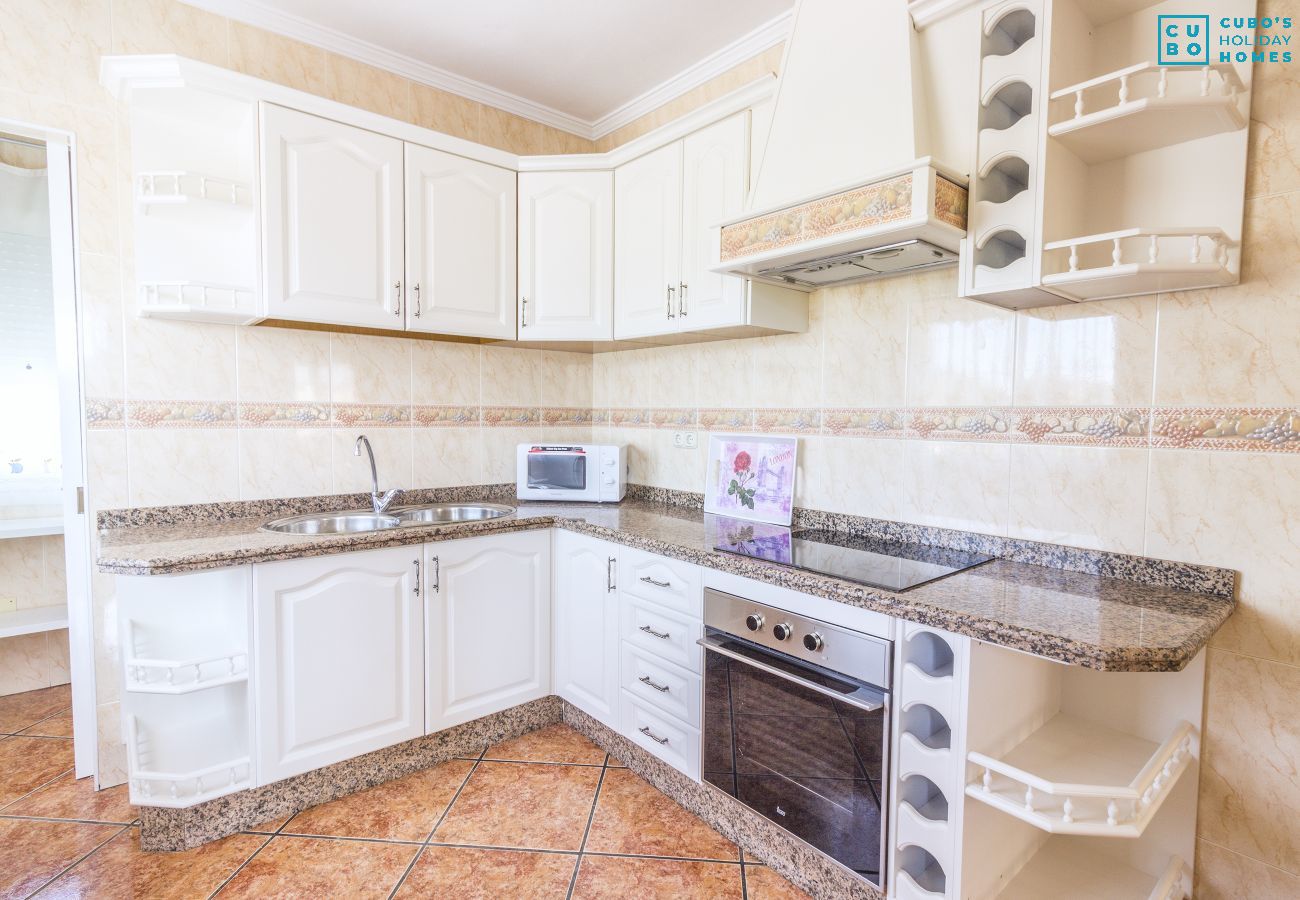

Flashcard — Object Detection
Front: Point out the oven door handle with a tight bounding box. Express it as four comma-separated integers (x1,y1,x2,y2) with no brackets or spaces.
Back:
697,636,886,714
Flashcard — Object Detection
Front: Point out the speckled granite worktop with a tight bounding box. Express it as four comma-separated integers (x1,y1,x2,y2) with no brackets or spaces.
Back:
96,490,1235,673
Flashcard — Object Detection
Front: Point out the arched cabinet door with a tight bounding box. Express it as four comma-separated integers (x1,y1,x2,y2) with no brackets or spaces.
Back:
553,530,620,729
254,545,424,784
425,530,551,732
261,103,404,329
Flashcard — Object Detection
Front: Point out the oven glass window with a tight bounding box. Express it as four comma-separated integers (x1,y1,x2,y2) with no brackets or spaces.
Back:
527,453,586,490
704,643,885,885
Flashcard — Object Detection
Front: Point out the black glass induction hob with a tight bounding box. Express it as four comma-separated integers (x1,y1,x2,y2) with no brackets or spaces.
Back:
710,521,994,592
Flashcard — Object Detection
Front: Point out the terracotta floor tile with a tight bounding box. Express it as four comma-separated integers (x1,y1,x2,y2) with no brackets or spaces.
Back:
38,827,266,900
244,814,292,834
20,712,75,738
606,754,628,768
434,761,600,851
216,835,418,899
0,818,122,899
584,768,738,861
0,685,70,734
571,855,743,899
0,735,74,806
283,759,473,841
1,771,135,823
484,724,607,765
745,864,813,899
395,845,577,899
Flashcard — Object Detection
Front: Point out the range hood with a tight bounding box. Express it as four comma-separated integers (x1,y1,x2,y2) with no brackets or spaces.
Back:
713,0,968,291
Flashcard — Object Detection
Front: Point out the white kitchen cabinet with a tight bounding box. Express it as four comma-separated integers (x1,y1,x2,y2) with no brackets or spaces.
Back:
405,144,517,339
517,171,614,341
261,104,405,329
614,142,683,339
678,113,749,330
553,530,620,728
425,531,551,732
253,546,424,784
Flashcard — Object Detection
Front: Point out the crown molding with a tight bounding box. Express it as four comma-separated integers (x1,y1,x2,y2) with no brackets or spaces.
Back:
908,0,984,29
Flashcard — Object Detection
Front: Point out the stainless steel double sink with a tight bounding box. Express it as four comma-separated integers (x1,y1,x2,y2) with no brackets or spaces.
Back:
261,503,516,535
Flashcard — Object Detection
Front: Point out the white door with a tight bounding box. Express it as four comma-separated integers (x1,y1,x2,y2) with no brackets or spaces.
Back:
261,104,404,329
254,546,424,784
680,113,749,331
613,142,682,339
553,530,619,728
518,171,613,341
426,531,551,732
405,144,516,339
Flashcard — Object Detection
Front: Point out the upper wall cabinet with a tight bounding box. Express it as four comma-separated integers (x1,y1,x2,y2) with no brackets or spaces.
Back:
614,113,807,340
517,171,614,341
405,144,517,339
262,104,406,329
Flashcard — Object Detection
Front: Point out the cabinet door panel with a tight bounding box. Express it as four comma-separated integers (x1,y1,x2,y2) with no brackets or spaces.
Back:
254,546,423,784
261,104,404,329
426,531,550,732
553,531,619,728
518,171,613,341
613,143,682,339
405,144,516,339
680,113,749,330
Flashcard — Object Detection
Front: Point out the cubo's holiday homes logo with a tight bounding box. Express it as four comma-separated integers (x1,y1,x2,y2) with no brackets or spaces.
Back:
1159,14,1294,65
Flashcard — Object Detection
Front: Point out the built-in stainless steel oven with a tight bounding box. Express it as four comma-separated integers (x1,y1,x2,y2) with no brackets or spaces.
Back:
699,588,892,890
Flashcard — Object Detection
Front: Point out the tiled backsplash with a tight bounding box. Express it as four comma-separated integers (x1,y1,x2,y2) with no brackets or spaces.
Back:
0,534,70,696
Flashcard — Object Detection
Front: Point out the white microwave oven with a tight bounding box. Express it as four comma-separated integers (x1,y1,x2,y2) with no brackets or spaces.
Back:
516,444,627,502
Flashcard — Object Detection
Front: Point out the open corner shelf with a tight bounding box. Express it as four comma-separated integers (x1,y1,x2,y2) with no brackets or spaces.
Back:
1048,62,1247,163
127,709,251,808
996,839,1189,900
125,650,248,695
1040,227,1237,301
965,714,1195,838
138,281,259,325
0,605,69,639
136,171,253,213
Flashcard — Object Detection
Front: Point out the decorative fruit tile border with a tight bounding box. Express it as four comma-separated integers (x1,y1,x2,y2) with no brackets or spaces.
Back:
648,408,697,428
822,408,907,437
1151,407,1300,452
697,408,754,430
541,407,598,427
907,407,1013,442
1010,407,1150,448
126,399,237,428
753,408,822,434
85,397,125,429
482,406,540,427
413,405,481,427
332,403,411,428
238,401,331,428
607,408,653,428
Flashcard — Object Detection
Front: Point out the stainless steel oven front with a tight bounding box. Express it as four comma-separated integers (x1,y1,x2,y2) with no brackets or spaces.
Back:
699,588,892,890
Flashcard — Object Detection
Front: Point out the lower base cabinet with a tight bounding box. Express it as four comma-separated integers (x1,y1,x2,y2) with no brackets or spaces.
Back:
553,531,621,729
425,531,551,732
253,545,424,784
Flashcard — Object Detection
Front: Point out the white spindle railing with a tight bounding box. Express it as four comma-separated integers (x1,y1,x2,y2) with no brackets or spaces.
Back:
137,171,251,206
1043,227,1235,275
1051,61,1244,123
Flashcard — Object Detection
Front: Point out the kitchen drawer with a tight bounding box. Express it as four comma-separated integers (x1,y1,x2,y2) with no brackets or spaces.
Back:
621,596,702,673
620,642,700,728
619,547,701,617
620,690,700,781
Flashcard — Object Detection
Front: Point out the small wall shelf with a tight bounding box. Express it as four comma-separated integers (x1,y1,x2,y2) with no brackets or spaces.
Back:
1041,228,1237,301
0,606,69,639
0,517,63,539
138,281,258,325
127,711,252,807
125,643,248,695
996,839,1189,899
966,715,1195,837
136,171,253,212
1049,63,1247,164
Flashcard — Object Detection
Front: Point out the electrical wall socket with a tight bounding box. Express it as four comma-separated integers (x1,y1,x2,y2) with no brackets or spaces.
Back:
0,597,16,614
672,432,698,449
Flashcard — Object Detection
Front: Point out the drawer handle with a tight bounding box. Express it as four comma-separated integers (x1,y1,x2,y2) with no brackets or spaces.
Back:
639,725,670,745
638,674,671,693
639,624,671,640
639,575,671,588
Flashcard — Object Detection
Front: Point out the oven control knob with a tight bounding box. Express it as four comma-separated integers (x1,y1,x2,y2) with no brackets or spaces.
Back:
744,614,764,632
772,623,792,641
803,632,824,652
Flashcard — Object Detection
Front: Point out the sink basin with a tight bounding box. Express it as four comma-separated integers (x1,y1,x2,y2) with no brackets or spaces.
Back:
261,511,402,535
395,503,515,525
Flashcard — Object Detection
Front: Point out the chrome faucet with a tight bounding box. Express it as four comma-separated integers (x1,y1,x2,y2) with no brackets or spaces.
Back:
354,434,402,514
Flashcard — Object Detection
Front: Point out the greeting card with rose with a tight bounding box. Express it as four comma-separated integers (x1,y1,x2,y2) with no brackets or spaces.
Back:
704,434,798,525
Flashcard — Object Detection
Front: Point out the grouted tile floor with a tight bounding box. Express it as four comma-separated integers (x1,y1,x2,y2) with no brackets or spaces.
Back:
0,686,810,898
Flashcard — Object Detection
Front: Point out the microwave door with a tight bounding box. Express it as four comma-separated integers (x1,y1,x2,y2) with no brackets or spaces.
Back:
527,453,587,491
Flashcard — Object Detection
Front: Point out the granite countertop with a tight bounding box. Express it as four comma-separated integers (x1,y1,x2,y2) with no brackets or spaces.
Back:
96,497,1234,673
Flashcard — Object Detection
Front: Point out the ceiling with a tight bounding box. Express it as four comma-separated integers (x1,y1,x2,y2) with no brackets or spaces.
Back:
187,0,794,138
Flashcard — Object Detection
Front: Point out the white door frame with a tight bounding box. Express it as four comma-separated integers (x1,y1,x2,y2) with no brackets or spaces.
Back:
2,117,97,780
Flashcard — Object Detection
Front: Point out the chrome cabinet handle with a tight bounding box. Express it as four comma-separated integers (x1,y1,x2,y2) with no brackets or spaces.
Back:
639,624,671,640
639,575,670,588
679,282,687,317
521,296,528,327
639,725,669,745
413,283,421,317
607,556,617,592
638,674,670,693
431,556,440,593
666,284,676,319
393,281,402,315
413,559,420,596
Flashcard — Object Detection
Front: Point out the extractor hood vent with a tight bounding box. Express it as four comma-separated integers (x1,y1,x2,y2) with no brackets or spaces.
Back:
758,239,957,288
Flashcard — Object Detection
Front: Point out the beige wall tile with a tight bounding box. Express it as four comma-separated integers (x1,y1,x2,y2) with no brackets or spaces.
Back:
798,436,904,521
0,0,110,110
324,53,412,121
481,346,541,407
480,427,540,483
594,347,655,409
902,440,1010,534
412,340,481,407
125,429,239,506
330,333,412,406
1013,297,1158,407
79,253,125,398
1196,839,1300,899
410,83,480,142
694,340,754,409
331,427,412,494
1008,445,1148,554
91,570,121,706
643,345,698,409
0,633,52,696
237,327,331,403
819,280,908,408
1199,649,1300,872
122,318,237,401
110,0,228,65
1146,450,1300,667
752,293,822,408
906,293,1015,408
228,21,327,95
72,106,121,258
96,700,128,785
412,427,482,488
0,538,48,610
538,350,594,409
478,105,547,154
238,429,333,500
1244,38,1300,199
85,429,129,513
